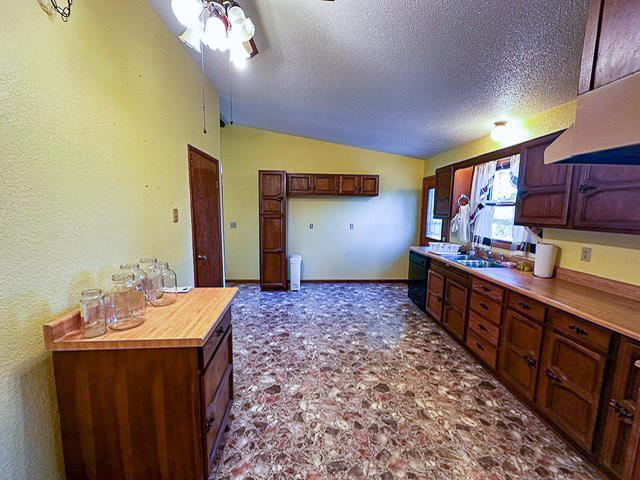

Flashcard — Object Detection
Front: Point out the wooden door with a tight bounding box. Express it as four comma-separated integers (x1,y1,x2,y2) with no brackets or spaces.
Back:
572,165,640,234
259,171,287,290
287,174,312,195
313,175,338,195
434,167,453,219
579,0,640,93
515,133,573,227
537,330,607,451
359,175,379,196
601,338,640,477
338,175,360,195
188,146,224,287
498,309,544,401
426,270,445,323
442,279,468,342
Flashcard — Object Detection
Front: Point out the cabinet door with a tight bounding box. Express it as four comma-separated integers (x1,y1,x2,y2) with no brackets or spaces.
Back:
259,171,287,290
313,175,338,195
515,133,573,227
434,167,453,219
601,338,640,477
572,165,640,234
442,279,468,342
359,175,379,196
579,0,640,93
537,330,607,451
498,310,544,401
425,270,445,323
288,174,312,195
338,175,360,195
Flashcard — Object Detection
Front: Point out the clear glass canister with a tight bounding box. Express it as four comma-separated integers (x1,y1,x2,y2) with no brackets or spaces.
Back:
79,289,108,338
109,272,146,330
120,263,146,292
139,257,159,301
148,261,178,307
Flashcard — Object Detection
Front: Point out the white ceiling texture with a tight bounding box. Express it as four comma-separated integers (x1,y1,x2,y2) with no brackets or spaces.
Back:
148,0,589,158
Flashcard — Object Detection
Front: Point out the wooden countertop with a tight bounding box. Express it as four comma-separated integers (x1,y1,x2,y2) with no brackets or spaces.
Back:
43,288,238,352
410,246,640,341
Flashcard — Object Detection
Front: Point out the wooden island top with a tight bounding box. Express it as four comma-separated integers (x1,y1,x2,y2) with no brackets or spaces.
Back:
43,287,238,352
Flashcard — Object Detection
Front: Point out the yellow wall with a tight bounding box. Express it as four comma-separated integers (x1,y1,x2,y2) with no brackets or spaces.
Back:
423,101,640,286
0,1,220,478
221,126,424,280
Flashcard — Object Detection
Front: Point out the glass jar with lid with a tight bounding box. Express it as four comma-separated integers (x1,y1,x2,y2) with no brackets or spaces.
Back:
109,272,145,330
79,289,108,338
148,261,178,307
139,257,159,300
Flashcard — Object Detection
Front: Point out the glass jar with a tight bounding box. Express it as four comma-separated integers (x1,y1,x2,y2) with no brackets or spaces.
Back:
148,261,178,307
79,289,108,338
109,272,145,331
120,263,146,291
139,257,158,301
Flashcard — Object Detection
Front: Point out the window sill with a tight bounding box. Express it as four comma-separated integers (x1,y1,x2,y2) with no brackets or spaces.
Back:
491,240,512,250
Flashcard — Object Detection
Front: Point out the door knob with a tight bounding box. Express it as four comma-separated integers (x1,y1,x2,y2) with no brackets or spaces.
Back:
578,184,596,194
197,255,207,261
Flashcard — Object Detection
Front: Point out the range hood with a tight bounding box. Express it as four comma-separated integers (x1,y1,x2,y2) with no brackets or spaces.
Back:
545,72,640,165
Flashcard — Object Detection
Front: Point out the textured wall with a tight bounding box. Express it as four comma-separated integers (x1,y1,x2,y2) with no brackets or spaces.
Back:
221,126,424,280
0,1,220,478
423,101,640,286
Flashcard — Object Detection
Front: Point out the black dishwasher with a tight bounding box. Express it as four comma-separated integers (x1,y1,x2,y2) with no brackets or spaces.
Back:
408,251,429,311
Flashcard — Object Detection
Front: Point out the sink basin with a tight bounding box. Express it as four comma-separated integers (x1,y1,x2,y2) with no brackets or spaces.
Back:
456,259,507,269
436,254,482,261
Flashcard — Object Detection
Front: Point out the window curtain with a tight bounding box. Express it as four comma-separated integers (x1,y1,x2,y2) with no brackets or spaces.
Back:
470,160,496,243
509,155,540,247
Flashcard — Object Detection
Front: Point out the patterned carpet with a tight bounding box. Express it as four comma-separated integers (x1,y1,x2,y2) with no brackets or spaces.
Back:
212,283,604,480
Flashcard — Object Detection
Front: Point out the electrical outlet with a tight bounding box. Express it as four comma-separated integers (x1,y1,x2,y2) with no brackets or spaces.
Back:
309,223,314,230
581,247,592,262
230,222,237,229
172,208,179,223
349,223,354,230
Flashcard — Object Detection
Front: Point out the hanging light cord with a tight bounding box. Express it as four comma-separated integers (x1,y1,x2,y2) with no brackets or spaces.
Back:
228,55,234,125
51,0,73,21
200,45,208,134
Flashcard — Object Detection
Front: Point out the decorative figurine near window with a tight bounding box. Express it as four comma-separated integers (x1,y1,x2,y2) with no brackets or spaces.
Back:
51,0,73,21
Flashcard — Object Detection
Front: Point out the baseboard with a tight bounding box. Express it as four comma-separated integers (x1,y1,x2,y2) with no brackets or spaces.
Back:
225,279,259,284
225,279,408,284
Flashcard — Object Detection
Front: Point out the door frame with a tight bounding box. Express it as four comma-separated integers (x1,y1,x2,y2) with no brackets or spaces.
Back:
187,144,225,287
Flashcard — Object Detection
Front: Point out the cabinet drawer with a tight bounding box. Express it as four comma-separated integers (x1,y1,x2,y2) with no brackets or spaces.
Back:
201,310,231,369
470,293,502,326
205,366,232,460
508,292,546,323
203,327,231,405
472,278,504,303
467,330,498,369
468,310,500,346
549,309,611,355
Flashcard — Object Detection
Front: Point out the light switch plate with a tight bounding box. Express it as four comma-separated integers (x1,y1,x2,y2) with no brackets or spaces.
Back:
172,208,179,223
349,224,354,230
230,222,237,229
581,247,592,262
309,223,314,230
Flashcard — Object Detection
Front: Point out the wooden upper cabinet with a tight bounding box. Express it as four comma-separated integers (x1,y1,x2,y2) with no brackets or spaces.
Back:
600,338,640,477
536,328,607,451
313,175,339,195
359,175,379,196
259,170,286,198
426,269,445,323
338,175,359,195
579,0,640,94
571,165,640,234
434,166,453,219
515,133,574,227
287,174,312,195
442,279,468,342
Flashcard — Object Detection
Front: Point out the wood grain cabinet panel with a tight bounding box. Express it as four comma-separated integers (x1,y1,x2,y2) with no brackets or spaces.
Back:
287,174,313,195
571,165,640,234
508,292,546,324
434,166,453,219
426,269,445,323
338,175,360,195
313,175,339,195
601,338,640,477
515,133,573,227
536,329,607,451
499,309,544,401
470,293,502,326
359,175,379,196
260,216,285,252
467,329,498,369
468,310,500,346
259,171,287,290
443,279,468,342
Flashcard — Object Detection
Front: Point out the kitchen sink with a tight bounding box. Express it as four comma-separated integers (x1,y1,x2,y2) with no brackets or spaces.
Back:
456,259,507,269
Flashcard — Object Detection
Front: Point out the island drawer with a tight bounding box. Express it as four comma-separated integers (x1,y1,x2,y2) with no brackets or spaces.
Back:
508,292,546,324
201,310,232,369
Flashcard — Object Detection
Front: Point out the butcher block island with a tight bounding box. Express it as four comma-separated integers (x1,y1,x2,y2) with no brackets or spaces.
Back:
43,288,238,480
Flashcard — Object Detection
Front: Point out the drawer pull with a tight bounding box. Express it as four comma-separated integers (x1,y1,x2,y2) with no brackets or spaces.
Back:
636,360,640,369
545,369,563,383
206,415,216,432
481,286,491,293
517,302,532,311
523,354,536,368
475,342,484,352
479,303,489,311
568,325,588,336
610,399,634,420
478,323,488,332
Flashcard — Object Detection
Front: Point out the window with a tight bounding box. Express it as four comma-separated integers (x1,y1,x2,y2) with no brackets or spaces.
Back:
425,188,443,240
487,160,518,244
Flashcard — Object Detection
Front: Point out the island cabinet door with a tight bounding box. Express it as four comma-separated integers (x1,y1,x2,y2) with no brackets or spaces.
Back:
600,338,640,478
536,330,607,451
498,309,544,401
425,270,444,323
442,279,468,342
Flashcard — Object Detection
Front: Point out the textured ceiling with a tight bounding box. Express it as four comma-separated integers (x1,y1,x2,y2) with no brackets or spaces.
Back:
148,0,589,158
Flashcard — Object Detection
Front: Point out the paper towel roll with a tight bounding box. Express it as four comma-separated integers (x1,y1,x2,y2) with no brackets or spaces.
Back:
534,243,557,278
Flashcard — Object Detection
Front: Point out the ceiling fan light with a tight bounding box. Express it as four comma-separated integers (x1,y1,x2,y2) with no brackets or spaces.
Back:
490,121,509,142
227,5,246,25
171,0,203,28
230,40,249,68
179,26,202,52
203,15,229,52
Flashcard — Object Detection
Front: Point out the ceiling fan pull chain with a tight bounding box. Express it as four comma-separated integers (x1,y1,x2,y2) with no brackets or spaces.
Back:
201,44,208,134
51,0,73,21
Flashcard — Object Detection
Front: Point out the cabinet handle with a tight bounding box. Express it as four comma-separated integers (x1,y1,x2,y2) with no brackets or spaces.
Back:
578,183,596,194
206,415,216,432
635,360,640,369
568,325,588,336
478,323,488,332
197,255,208,261
475,342,484,352
479,302,489,311
523,353,536,368
610,399,634,420
436,295,443,302
545,369,562,383
517,302,532,311
481,286,491,293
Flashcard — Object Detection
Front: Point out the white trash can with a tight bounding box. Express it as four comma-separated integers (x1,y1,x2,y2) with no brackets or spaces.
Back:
289,254,302,291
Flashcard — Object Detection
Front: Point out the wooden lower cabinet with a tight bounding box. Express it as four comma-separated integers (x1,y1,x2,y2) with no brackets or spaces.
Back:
537,329,607,451
601,338,640,477
499,309,544,401
442,279,468,342
425,269,444,323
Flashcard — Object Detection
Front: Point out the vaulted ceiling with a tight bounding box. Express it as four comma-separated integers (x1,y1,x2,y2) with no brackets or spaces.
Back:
148,0,589,158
